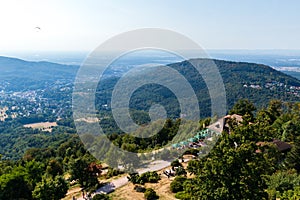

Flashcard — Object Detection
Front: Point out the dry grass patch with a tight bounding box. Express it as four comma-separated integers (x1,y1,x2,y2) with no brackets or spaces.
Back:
110,166,179,200
23,121,57,132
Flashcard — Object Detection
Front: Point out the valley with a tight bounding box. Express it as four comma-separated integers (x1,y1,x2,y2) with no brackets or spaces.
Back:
0,56,300,199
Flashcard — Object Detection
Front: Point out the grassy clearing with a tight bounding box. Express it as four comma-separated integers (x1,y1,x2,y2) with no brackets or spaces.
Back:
23,121,57,132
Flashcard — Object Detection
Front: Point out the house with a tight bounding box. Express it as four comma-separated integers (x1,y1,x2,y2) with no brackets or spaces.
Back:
256,139,292,153
207,114,243,133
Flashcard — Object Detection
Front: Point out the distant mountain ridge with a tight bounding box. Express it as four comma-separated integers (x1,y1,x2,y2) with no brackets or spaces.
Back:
171,58,300,112
0,56,78,79
0,56,79,91
0,55,299,113
96,58,300,120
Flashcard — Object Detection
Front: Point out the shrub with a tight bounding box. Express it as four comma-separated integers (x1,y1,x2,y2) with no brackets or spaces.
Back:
175,166,187,177
170,176,187,193
183,148,199,156
140,171,161,184
106,168,124,178
144,188,158,200
175,191,191,200
128,171,160,185
127,172,140,184
171,160,182,169
134,185,146,193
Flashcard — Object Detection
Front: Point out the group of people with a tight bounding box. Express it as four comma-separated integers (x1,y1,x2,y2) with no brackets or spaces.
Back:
163,169,175,178
188,140,206,148
71,191,92,200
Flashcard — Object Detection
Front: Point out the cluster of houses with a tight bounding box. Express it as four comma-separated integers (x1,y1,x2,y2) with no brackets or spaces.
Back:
243,81,300,97
0,83,72,121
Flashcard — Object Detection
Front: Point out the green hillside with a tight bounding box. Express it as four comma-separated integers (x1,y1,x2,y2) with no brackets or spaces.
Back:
1,57,300,159
96,58,300,126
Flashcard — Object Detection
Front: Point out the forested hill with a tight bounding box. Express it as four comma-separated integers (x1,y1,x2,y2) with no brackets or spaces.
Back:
180,59,300,109
211,58,300,86
97,58,300,120
0,56,78,79
209,58,300,108
0,56,78,91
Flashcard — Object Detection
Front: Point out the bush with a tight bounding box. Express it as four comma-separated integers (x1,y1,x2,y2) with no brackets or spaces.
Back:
170,176,187,193
175,167,187,177
144,188,158,200
92,193,109,200
175,191,191,200
140,171,161,184
127,172,140,184
183,148,199,156
171,160,182,169
134,185,146,193
127,171,160,185
106,168,124,178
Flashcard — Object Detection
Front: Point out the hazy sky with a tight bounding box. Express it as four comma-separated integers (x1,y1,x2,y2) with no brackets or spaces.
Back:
1,0,300,52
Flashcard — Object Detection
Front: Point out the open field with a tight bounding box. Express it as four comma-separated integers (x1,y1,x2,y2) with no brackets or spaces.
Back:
23,121,57,132
110,175,176,200
74,117,99,123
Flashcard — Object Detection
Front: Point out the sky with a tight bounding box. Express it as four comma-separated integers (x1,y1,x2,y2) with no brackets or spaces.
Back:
1,0,300,53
